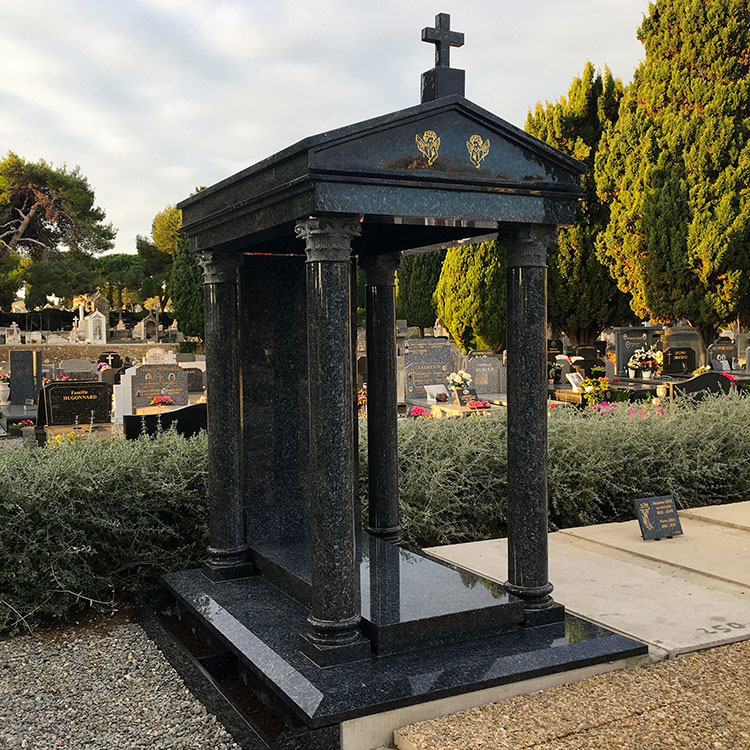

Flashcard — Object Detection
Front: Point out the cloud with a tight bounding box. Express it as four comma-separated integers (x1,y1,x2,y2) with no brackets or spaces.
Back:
1,0,650,254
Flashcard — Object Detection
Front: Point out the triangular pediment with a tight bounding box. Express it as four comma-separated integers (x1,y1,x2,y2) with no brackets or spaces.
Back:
307,95,584,190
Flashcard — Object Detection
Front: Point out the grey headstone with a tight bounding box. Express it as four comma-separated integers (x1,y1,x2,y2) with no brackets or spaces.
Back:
402,338,451,399
465,354,502,395
130,364,188,408
176,353,196,362
184,367,205,393
59,359,95,381
707,340,736,368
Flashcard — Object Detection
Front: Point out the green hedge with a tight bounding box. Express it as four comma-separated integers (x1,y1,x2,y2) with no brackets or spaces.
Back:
0,431,208,635
2,393,750,635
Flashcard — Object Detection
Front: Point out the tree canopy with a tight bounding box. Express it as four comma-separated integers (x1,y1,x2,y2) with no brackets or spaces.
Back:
433,241,506,353
0,152,115,261
595,0,750,353
395,250,446,334
526,62,635,344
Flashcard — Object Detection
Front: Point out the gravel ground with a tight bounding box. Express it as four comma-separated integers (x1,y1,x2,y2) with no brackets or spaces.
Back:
395,640,750,750
0,616,241,750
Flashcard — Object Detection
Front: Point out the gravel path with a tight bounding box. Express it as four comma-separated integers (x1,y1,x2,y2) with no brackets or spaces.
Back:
395,639,750,750
0,617,241,750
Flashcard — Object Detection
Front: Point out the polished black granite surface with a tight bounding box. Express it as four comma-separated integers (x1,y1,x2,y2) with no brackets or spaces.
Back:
161,568,647,728
251,533,526,655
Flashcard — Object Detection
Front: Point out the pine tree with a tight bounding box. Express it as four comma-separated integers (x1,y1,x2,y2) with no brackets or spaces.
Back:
433,241,505,353
395,249,446,334
595,0,750,356
526,62,635,344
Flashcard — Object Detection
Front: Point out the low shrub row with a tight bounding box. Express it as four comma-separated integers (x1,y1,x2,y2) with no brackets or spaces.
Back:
2,392,749,635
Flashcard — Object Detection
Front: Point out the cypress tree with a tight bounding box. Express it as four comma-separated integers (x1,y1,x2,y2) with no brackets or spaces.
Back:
526,62,635,344
395,249,446,334
433,241,505,354
169,235,204,337
595,0,750,356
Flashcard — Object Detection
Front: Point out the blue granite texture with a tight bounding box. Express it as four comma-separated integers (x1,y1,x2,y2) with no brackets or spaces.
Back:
162,568,647,728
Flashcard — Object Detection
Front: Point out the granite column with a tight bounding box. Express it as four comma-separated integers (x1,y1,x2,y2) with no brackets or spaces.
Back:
360,252,401,541
504,225,558,618
198,248,253,581
295,217,370,666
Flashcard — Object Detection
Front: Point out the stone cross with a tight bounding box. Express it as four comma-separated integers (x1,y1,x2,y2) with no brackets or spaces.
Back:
421,13,464,68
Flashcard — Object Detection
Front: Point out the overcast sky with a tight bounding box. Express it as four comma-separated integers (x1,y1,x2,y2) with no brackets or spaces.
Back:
0,0,651,255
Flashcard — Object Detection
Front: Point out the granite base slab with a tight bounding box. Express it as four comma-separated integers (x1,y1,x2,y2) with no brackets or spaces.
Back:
148,568,647,743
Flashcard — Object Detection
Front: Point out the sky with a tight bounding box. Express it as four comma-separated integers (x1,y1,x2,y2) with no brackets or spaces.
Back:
0,0,651,255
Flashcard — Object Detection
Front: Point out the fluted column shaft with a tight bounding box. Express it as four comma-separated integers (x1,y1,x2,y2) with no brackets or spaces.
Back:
197,248,252,581
504,226,556,612
360,252,401,541
295,217,370,666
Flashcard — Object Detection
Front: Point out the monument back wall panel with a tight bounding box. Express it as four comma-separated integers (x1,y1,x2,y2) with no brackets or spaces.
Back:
240,255,310,545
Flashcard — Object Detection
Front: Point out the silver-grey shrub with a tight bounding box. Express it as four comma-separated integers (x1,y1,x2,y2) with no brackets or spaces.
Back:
0,430,208,636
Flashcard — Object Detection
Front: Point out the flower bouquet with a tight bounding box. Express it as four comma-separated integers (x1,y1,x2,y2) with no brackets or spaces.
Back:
467,400,491,410
150,395,174,406
627,346,663,379
580,376,610,406
446,370,472,389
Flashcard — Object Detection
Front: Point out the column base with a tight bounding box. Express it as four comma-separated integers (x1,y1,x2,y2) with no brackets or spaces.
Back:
504,580,555,610
365,524,402,543
202,545,255,582
300,615,372,667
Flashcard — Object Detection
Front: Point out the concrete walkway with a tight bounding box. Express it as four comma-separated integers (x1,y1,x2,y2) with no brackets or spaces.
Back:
391,501,750,749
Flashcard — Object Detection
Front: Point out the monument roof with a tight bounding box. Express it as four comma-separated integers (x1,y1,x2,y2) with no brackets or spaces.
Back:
179,93,585,256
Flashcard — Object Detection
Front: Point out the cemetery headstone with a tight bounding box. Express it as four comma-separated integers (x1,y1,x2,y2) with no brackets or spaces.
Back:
547,339,563,363
41,381,112,426
129,364,188,409
634,495,683,541
5,323,21,345
84,311,107,344
594,341,607,358
465,352,503,394
184,367,205,393
9,350,42,405
672,371,732,399
403,338,451,399
614,326,663,375
176,353,197,363
667,325,701,352
662,347,696,375
59,359,95,381
707,340,736,369
145,347,167,364
574,344,597,360
99,352,123,369
453,386,478,406
424,384,449,403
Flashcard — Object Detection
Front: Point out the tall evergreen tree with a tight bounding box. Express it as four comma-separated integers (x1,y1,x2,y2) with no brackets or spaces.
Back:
526,62,635,344
169,234,204,337
433,241,505,353
595,0,750,356
395,249,446,334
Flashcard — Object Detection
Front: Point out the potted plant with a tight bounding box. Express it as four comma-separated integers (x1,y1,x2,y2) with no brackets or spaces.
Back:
627,347,663,379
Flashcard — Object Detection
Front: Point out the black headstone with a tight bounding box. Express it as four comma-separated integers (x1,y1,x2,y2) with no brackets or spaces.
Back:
574,345,597,360
453,386,478,406
42,381,112,425
635,495,683,541
662,347,696,374
98,352,123,369
9,350,42,405
183,367,205,393
547,339,563,363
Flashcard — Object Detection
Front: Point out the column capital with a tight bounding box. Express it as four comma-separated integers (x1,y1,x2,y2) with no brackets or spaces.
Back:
359,251,401,287
295,217,361,262
197,250,242,284
504,225,558,268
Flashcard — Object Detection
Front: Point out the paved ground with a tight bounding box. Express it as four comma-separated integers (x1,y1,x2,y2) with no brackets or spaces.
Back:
395,501,750,749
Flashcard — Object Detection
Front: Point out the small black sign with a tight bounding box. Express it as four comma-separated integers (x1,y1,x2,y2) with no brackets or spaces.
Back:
635,495,683,541
454,387,478,406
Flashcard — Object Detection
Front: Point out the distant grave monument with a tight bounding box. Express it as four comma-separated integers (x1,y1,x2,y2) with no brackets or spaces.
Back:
141,14,646,747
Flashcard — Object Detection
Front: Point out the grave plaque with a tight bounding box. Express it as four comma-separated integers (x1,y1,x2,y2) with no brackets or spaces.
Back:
662,347,696,374
547,339,564,361
43,381,112,425
574,345,597,360
130,364,188,408
403,338,450,398
634,495,683,541
453,386,478,406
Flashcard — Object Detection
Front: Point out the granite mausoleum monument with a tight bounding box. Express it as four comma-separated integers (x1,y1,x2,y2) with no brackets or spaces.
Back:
141,14,646,748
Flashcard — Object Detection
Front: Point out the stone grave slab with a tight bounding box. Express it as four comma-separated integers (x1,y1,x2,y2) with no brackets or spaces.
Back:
124,402,206,439
465,353,503,394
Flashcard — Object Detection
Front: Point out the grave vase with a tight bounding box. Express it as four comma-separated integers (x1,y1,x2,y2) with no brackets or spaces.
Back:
628,368,639,379
0,383,9,403
642,369,653,380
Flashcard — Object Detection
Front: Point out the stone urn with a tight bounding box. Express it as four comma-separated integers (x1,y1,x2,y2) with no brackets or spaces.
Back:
0,382,9,404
